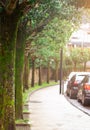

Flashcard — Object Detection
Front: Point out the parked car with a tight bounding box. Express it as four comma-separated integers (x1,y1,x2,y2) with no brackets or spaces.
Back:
65,72,78,87
77,74,90,106
66,72,89,99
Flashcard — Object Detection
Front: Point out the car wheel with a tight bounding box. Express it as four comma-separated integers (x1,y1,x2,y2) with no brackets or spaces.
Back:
82,95,87,106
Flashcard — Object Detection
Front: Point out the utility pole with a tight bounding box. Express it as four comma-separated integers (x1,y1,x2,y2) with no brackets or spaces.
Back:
59,48,63,94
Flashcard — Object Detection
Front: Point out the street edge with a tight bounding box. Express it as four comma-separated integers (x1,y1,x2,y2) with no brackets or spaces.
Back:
64,93,90,116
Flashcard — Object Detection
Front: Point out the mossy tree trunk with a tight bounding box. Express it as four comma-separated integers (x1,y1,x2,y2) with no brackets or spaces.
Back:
38,66,42,86
23,55,29,91
0,11,20,130
31,59,35,87
15,20,27,119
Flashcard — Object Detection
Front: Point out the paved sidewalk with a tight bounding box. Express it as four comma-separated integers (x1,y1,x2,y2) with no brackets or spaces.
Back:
29,85,90,130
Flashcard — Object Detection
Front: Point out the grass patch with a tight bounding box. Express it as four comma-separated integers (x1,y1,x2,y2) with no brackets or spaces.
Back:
15,119,29,124
23,81,58,104
23,109,30,113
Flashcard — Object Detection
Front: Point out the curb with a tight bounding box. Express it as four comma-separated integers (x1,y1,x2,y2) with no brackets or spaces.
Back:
64,94,90,116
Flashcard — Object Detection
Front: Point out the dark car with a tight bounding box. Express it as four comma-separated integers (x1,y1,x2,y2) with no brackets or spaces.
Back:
66,72,88,99
77,74,90,106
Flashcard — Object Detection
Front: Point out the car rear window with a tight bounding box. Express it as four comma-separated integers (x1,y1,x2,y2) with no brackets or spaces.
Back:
76,75,85,81
88,76,90,83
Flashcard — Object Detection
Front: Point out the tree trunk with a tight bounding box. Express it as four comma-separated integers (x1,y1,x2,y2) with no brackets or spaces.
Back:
15,21,26,119
47,62,50,84
55,61,59,82
74,63,77,71
31,60,35,87
38,66,42,86
83,62,86,71
23,55,29,91
0,11,20,130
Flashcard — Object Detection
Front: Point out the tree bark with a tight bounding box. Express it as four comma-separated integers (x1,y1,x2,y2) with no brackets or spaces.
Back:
55,61,59,82
23,55,29,90
83,62,86,72
47,62,50,84
74,63,77,71
15,21,26,119
38,66,42,86
31,59,35,87
0,11,20,130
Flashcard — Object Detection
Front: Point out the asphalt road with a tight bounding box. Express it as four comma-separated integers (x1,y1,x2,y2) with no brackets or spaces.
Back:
64,82,90,116
29,85,90,130
65,94,90,116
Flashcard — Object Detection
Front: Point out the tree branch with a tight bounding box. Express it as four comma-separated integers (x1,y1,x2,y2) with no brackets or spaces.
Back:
6,0,18,14
19,0,41,14
27,13,55,38
0,1,5,7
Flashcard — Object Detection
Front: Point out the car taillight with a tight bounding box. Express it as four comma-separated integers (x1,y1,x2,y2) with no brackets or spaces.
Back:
73,81,78,85
84,83,90,90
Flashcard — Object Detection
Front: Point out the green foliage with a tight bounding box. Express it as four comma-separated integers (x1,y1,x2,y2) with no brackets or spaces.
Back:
29,17,74,69
63,47,90,72
79,48,90,62
26,0,82,33
25,0,82,70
